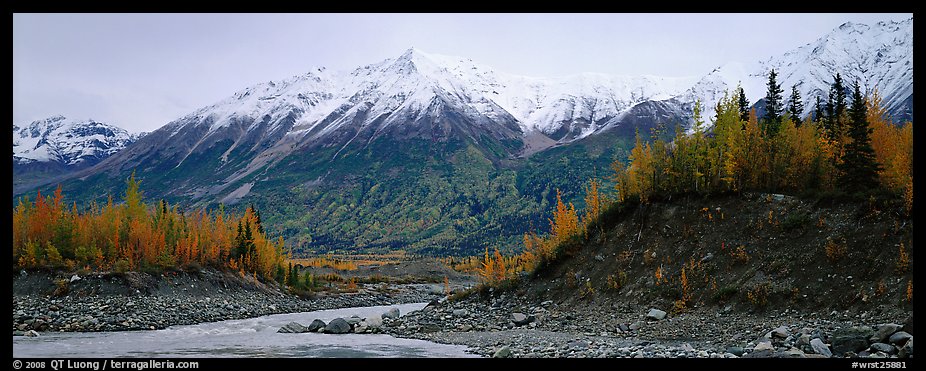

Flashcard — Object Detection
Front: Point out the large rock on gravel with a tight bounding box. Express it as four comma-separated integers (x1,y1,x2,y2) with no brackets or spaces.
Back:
725,346,745,357
382,307,400,319
364,316,383,329
277,321,309,333
511,313,535,326
889,331,912,345
754,341,775,352
324,318,352,334
871,324,902,343
870,343,896,354
832,326,874,355
306,319,326,332
25,330,40,337
345,316,362,325
493,346,512,358
646,308,667,321
772,326,790,338
898,338,913,358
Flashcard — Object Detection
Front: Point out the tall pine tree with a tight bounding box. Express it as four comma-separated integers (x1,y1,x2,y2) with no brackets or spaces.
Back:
762,69,784,136
824,73,847,139
736,85,750,123
837,81,881,195
787,85,804,126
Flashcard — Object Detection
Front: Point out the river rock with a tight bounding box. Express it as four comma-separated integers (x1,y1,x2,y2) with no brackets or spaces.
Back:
364,316,383,329
898,338,913,358
832,326,874,355
782,347,806,358
754,341,774,352
511,313,534,326
345,316,362,325
493,346,512,358
306,319,327,332
871,323,902,343
324,318,352,334
25,330,40,337
278,321,309,333
725,346,745,357
870,342,896,354
382,307,401,319
810,338,832,357
452,309,468,317
889,331,912,345
772,326,790,339
646,308,667,321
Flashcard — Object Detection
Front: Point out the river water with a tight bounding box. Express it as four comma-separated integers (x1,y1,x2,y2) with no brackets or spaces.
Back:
12,302,478,358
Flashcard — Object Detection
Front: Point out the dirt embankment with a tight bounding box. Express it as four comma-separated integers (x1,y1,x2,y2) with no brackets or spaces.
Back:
524,192,913,315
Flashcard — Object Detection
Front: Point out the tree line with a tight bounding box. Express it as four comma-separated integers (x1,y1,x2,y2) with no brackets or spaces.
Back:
12,172,289,283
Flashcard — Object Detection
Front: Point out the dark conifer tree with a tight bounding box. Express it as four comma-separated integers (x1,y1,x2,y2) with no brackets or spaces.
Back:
762,69,784,136
737,86,750,123
787,85,804,126
824,73,847,139
837,81,881,194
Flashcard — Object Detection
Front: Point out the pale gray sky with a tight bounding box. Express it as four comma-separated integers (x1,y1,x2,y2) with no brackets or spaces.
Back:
13,13,912,133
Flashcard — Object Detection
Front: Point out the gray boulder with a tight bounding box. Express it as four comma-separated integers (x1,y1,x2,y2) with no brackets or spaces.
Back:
345,316,362,325
324,318,352,334
871,324,902,343
810,338,832,358
889,331,913,345
493,346,512,358
364,316,383,329
382,307,401,320
646,308,667,321
277,322,309,333
511,312,535,326
306,319,326,332
832,326,874,355
772,326,790,338
870,342,896,354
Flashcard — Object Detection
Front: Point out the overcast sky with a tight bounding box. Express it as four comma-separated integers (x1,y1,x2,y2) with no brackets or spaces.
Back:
13,13,912,133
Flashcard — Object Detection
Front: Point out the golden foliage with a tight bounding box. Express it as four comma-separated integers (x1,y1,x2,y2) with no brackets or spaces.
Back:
12,180,287,284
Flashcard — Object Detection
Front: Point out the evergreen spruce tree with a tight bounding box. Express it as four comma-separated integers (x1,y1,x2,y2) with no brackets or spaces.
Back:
762,69,784,136
736,85,750,123
824,73,847,139
837,81,881,195
787,85,804,126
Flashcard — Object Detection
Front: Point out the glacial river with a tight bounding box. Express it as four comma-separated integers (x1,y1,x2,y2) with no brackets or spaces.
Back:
12,302,478,358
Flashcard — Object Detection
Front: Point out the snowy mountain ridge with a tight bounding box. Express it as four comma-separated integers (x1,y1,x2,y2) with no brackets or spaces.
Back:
681,17,913,122
161,17,911,157
13,115,143,167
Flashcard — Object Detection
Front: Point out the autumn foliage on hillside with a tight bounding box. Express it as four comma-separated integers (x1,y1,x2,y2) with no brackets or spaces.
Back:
475,80,912,289
12,173,288,283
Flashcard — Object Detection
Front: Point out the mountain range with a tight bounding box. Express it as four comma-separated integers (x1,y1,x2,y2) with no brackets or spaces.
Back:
13,18,913,256
13,116,143,189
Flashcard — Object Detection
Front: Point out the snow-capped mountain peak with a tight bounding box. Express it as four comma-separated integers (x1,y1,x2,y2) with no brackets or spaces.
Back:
686,17,913,122
13,116,141,167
